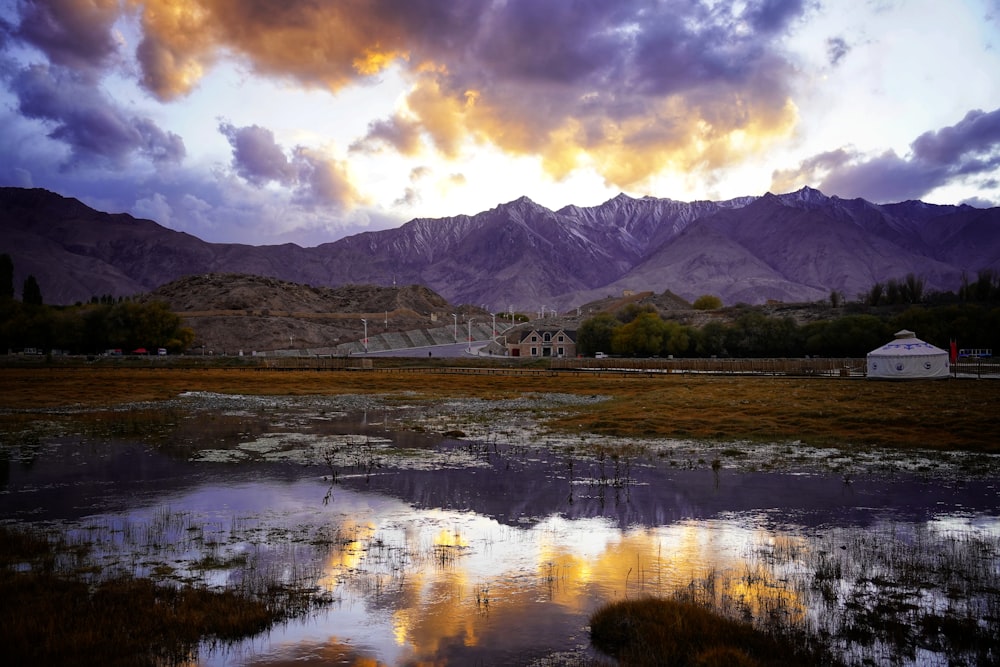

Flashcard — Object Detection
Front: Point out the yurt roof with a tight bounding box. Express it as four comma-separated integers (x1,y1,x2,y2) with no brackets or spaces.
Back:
868,330,946,356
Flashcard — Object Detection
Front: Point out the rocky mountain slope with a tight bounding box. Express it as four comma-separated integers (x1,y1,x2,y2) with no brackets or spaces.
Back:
2,185,997,309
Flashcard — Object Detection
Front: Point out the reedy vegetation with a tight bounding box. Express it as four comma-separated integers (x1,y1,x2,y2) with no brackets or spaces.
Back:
1,369,998,665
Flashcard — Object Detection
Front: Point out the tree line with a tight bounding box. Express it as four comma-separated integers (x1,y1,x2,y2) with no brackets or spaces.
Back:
5,248,998,359
1,254,194,355
577,281,1000,359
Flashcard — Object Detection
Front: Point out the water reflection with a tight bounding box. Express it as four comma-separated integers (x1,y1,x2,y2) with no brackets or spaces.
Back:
2,406,998,666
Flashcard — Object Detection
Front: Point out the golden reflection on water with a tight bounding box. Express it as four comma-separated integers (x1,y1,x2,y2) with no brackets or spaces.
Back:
301,515,810,665
316,520,379,590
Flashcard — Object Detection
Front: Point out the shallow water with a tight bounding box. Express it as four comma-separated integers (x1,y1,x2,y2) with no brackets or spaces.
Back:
3,397,999,666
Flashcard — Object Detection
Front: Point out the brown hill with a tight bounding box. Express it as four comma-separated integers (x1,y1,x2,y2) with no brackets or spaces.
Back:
135,274,858,355
142,274,459,354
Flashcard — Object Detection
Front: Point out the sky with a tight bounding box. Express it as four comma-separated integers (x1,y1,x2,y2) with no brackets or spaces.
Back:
1,0,999,247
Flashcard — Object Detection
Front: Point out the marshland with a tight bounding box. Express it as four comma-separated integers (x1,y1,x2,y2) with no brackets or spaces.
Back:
1,365,999,666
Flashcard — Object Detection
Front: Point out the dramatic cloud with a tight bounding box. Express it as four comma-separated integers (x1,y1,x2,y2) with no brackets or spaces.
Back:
744,0,806,33
772,107,1000,202
127,0,804,188
292,147,365,210
14,0,121,76
2,0,996,246
910,108,1000,166
132,0,479,99
350,116,423,156
219,121,364,211
219,122,296,186
8,63,185,167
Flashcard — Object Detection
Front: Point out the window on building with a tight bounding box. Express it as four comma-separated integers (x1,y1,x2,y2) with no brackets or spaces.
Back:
531,347,538,356
544,332,551,342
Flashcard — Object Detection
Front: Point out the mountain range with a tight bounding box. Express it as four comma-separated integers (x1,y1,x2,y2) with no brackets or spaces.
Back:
2,186,997,310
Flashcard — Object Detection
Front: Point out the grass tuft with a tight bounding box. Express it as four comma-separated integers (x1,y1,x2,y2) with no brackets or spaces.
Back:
589,596,832,667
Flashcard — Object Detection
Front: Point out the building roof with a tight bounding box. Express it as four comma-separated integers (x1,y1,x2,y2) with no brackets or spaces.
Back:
515,327,577,343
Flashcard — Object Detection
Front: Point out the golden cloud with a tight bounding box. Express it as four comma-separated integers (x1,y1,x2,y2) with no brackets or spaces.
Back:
135,0,215,99
353,47,408,77
293,147,368,210
135,0,418,99
404,76,471,158
399,72,799,190
129,1,801,188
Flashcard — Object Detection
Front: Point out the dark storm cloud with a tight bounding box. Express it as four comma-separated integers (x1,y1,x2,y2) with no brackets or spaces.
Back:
0,11,12,49
772,108,1000,203
8,63,185,167
817,150,947,203
14,0,121,76
744,0,807,32
219,122,296,186
629,1,796,95
910,108,1000,165
133,117,186,163
471,0,626,84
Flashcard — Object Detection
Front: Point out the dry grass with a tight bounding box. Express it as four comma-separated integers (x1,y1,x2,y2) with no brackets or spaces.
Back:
2,367,999,451
589,596,831,666
0,525,300,667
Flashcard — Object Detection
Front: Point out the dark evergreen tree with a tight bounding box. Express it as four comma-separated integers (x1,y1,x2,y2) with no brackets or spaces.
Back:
0,254,13,299
804,315,888,357
22,275,43,306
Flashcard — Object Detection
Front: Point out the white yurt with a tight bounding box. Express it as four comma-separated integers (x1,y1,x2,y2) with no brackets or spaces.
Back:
866,330,950,379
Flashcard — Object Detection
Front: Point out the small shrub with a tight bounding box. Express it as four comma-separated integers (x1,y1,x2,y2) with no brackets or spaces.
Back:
692,295,723,310
590,596,823,667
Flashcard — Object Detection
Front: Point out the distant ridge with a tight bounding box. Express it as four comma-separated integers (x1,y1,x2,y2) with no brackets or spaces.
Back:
2,186,997,309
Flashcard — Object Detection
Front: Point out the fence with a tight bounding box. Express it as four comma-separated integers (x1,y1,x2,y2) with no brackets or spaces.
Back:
207,355,999,378
952,358,1000,378
551,357,867,377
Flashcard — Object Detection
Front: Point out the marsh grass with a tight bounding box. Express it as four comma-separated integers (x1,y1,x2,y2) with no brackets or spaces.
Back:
74,406,187,445
4,367,1000,664
797,523,1000,665
4,368,1000,452
593,521,1000,666
0,523,327,666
